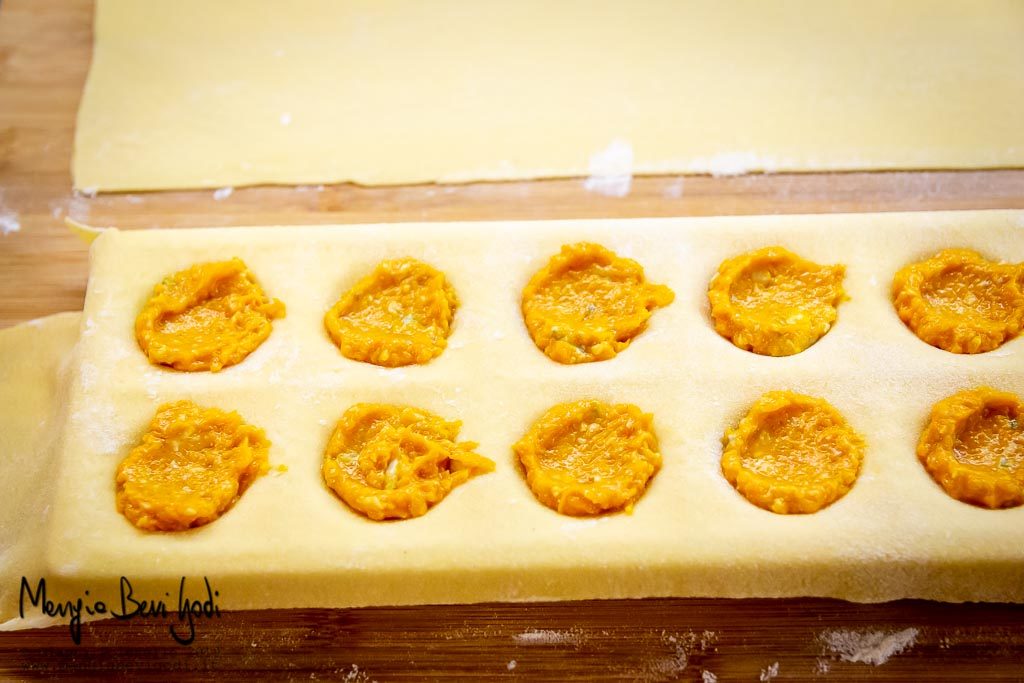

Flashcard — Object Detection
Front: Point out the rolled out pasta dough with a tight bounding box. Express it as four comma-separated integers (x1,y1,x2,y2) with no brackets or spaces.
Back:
74,1,1024,191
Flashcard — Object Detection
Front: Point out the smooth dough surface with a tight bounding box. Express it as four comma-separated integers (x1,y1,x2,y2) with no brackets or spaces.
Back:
74,1,1024,191
15,209,1018,624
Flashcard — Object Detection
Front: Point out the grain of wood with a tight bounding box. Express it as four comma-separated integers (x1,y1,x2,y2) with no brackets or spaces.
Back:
1,0,1023,679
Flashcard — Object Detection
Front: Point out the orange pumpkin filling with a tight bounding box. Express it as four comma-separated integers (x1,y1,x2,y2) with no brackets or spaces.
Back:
322,403,494,521
892,249,1024,354
513,400,661,515
115,400,270,532
917,387,1024,509
521,243,674,364
708,246,846,356
324,258,458,367
135,258,285,372
721,391,864,514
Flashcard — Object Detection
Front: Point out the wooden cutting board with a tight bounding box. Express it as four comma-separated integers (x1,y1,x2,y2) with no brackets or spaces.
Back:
1,1,1023,680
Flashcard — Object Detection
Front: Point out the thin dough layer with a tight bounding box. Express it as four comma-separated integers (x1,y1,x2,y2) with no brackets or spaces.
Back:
522,243,673,364
918,387,1024,509
75,2,1024,191
324,258,458,367
514,400,662,515
115,400,271,532
721,392,864,514
135,258,285,372
892,249,1024,354
322,404,494,521
709,246,846,356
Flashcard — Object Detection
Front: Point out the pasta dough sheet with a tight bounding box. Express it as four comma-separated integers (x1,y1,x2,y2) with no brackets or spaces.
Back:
74,1,1024,191
0,209,1008,629
0,313,82,630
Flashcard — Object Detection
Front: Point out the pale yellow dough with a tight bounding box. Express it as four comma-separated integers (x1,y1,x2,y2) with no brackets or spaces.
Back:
0,312,81,630
3,211,1024,632
74,1,1024,191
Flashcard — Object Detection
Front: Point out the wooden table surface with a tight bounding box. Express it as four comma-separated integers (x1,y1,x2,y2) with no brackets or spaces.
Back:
2,0,1023,680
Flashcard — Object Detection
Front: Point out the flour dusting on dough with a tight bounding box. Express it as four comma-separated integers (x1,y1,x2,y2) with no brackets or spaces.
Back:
143,373,159,400
78,362,98,391
583,139,633,197
213,187,234,201
680,152,785,176
819,627,919,665
72,400,132,458
560,518,602,536
376,367,407,382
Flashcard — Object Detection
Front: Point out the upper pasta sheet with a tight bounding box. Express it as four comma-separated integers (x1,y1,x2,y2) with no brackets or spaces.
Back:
73,0,1024,191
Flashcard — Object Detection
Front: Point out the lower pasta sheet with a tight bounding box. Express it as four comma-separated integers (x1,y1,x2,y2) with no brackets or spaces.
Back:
0,313,82,630
2,210,1024,633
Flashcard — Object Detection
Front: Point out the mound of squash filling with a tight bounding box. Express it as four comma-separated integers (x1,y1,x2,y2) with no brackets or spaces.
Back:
892,249,1024,354
322,403,494,520
514,399,662,516
116,400,270,531
324,258,458,367
917,387,1024,509
721,391,864,514
709,246,845,356
521,243,674,364
135,258,285,372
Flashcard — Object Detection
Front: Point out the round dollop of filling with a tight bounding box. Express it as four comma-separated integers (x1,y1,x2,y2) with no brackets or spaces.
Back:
322,403,494,521
324,258,458,367
917,387,1024,509
116,400,271,531
892,248,1024,354
514,399,662,515
135,258,285,372
521,243,674,364
709,246,846,356
721,391,864,514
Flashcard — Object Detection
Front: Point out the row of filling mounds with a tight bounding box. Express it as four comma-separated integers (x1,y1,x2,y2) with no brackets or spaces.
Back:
132,242,1024,374
114,385,1024,535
